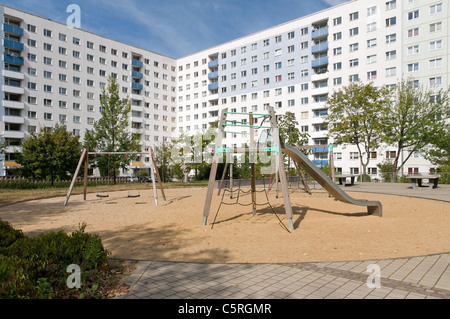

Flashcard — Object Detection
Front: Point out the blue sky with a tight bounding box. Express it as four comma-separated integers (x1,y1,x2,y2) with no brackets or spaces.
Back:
3,0,350,58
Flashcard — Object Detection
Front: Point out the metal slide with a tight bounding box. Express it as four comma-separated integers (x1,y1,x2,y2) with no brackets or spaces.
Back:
281,143,382,217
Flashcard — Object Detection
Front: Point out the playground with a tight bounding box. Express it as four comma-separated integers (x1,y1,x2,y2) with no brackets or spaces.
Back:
1,184,449,264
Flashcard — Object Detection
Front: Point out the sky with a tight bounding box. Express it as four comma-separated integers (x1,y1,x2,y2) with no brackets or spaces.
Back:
3,0,350,59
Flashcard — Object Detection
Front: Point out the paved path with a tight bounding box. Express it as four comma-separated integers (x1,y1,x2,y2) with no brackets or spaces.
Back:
116,183,450,300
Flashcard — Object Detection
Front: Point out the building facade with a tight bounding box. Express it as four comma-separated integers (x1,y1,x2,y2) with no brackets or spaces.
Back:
1,0,448,178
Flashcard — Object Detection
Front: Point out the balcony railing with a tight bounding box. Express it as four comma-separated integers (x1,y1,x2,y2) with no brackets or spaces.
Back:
312,57,329,68
4,54,24,65
208,60,219,68
312,27,329,39
132,82,143,90
131,59,143,67
312,42,329,54
208,71,219,79
4,24,23,36
208,82,219,90
132,71,143,78
4,39,24,51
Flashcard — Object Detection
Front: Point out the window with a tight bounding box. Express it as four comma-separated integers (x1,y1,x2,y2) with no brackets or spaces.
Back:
408,10,419,20
430,22,442,33
288,31,295,39
367,6,377,16
349,12,359,21
386,151,396,159
43,29,52,37
350,152,359,160
408,63,419,72
349,74,359,82
73,37,80,45
333,32,342,41
430,3,443,14
367,22,377,32
44,85,52,92
367,71,377,80
408,45,419,55
87,41,94,49
27,24,36,33
430,76,442,87
386,67,396,77
350,27,359,37
59,33,66,41
275,35,281,43
333,62,342,70
44,113,53,120
333,17,342,26
386,0,396,10
367,38,377,48
334,47,342,55
386,50,396,60
287,45,295,53
43,57,52,65
27,39,37,47
334,77,342,85
386,33,396,43
44,43,52,51
73,116,81,124
430,40,442,51
367,54,377,64
430,58,443,69
386,17,396,27
349,58,359,67
408,28,419,37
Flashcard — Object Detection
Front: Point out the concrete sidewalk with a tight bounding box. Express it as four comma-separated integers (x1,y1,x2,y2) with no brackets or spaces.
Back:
116,182,450,300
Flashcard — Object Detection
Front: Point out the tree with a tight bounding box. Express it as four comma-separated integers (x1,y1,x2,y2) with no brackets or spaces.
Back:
379,80,450,182
278,111,310,175
426,128,450,166
84,76,140,182
15,124,81,186
326,82,391,181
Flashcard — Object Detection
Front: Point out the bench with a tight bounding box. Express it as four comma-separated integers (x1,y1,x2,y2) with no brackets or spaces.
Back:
407,175,441,189
335,174,357,186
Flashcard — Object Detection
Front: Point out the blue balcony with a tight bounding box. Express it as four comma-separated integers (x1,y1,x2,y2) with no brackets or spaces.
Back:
208,60,219,68
312,148,329,153
208,71,219,79
4,55,24,65
312,160,329,166
132,82,143,90
312,27,329,39
4,39,24,51
312,42,329,54
312,57,329,68
208,82,219,90
4,24,23,36
131,59,143,67
132,71,143,78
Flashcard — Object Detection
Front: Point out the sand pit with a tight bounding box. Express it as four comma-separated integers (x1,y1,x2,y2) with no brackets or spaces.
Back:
1,187,449,263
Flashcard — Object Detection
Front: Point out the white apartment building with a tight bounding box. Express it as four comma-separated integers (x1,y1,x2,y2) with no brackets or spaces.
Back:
1,0,449,178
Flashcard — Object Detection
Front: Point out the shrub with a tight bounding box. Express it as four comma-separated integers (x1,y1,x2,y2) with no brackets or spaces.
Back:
0,221,110,299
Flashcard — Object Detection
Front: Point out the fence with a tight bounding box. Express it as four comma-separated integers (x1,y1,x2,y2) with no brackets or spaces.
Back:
0,176,130,189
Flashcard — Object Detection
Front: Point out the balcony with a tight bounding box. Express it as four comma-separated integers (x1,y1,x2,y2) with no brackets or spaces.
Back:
3,131,24,139
131,82,143,90
3,85,24,95
208,71,219,79
131,71,143,78
208,60,219,68
312,27,329,39
312,57,328,68
4,39,24,51
312,42,329,54
3,70,24,80
312,160,329,166
312,147,329,154
208,82,219,90
3,101,24,110
131,59,143,67
4,24,23,36
4,54,24,65
3,115,24,124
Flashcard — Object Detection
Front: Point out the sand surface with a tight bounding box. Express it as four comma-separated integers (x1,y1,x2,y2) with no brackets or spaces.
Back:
1,187,449,263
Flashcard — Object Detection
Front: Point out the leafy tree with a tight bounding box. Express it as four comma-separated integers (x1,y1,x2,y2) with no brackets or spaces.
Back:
426,123,450,166
326,82,391,181
278,111,310,176
84,76,140,182
15,124,81,186
379,80,450,182
153,142,173,183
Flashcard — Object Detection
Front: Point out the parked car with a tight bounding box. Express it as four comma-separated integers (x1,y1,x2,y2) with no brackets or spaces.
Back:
140,176,152,183
128,177,139,183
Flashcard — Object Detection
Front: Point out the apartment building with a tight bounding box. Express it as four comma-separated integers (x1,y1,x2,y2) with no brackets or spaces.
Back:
1,0,449,178
176,0,449,178
0,5,178,176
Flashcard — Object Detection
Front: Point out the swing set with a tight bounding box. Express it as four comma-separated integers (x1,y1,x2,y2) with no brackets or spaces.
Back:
64,147,166,207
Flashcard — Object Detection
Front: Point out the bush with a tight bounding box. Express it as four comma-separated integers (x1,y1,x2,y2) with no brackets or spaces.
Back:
0,220,110,299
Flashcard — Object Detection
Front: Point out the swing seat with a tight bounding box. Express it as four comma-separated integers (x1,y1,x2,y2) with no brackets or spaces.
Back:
96,194,109,198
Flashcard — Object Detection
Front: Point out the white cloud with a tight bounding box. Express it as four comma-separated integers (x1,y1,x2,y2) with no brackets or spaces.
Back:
323,0,351,7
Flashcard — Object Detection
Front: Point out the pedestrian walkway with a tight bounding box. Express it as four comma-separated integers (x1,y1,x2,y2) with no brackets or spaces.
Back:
116,182,450,300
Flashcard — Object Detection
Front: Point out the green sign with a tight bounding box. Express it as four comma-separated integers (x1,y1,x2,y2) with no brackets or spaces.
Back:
328,144,335,151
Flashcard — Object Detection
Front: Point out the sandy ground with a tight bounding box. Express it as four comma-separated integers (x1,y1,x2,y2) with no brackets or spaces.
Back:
1,187,449,263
